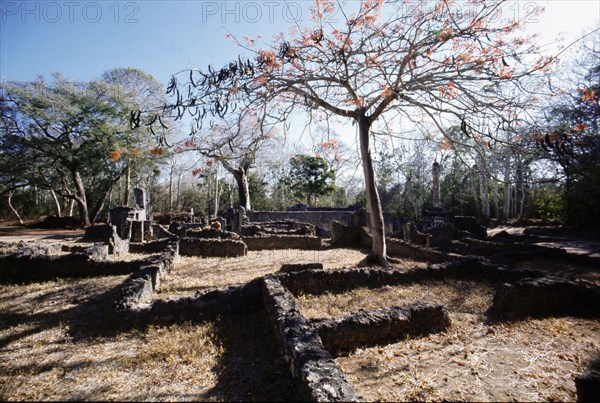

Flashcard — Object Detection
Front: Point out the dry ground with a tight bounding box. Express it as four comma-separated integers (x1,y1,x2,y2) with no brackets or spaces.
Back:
1,226,599,401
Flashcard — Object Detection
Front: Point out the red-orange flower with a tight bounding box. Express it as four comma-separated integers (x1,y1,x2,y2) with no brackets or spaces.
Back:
150,147,163,156
109,150,123,161
580,88,596,102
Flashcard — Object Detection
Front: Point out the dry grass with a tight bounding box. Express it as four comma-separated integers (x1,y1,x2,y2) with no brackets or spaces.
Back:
295,280,599,402
295,280,493,319
154,248,411,299
0,274,293,401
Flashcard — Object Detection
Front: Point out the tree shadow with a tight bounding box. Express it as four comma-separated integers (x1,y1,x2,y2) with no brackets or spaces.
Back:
201,310,296,401
0,282,138,349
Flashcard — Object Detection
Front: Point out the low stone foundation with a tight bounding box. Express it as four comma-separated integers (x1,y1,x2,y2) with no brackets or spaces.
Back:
82,224,129,254
179,237,247,257
242,235,321,250
312,304,451,356
278,258,545,296
490,277,600,320
114,241,179,311
387,238,456,263
261,276,363,401
129,238,178,254
137,279,264,325
280,262,324,273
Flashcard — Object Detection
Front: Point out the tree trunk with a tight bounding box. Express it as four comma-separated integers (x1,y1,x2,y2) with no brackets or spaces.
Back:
358,112,387,265
213,164,219,218
232,168,251,211
7,191,24,225
50,189,62,217
90,181,119,223
477,154,490,223
493,176,500,219
71,169,90,226
502,149,511,221
123,164,131,207
168,165,174,212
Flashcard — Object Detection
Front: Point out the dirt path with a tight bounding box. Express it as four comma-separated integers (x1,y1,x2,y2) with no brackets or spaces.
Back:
0,224,84,243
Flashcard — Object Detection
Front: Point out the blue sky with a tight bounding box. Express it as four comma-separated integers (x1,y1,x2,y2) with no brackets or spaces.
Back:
1,0,598,86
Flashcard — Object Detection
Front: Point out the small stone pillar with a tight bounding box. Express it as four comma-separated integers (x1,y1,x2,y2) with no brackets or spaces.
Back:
133,188,147,221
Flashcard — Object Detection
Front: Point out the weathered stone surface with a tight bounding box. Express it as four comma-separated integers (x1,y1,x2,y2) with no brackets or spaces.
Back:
0,249,141,284
386,238,453,263
243,235,321,251
142,278,264,324
403,221,431,246
131,221,144,243
241,220,316,237
330,220,361,247
261,276,363,402
452,216,487,239
280,263,324,273
179,237,247,257
116,277,154,310
152,223,177,239
114,242,179,311
2,241,63,256
82,224,128,254
278,259,547,297
490,277,600,320
129,238,178,254
185,227,240,239
312,304,451,356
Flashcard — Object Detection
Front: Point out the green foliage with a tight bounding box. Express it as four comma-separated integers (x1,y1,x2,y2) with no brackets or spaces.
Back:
530,184,566,221
0,69,168,224
288,154,336,207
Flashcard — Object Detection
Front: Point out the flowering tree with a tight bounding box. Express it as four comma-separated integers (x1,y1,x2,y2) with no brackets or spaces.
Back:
182,108,278,211
153,0,552,265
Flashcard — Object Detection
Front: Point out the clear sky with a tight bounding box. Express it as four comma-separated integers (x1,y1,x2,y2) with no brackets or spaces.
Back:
1,0,598,86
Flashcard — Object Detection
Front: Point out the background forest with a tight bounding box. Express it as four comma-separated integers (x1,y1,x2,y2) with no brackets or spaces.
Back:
1,3,598,233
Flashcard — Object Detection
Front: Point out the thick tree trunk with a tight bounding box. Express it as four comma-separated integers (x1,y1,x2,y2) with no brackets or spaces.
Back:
71,169,90,226
232,168,251,211
7,191,24,225
358,112,387,265
50,189,62,217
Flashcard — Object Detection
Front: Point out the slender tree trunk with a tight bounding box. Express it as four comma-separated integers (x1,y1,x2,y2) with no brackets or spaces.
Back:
168,167,174,212
123,164,131,207
50,189,62,217
176,172,182,212
71,169,90,226
477,153,490,223
213,164,219,218
90,181,118,223
502,150,511,221
68,199,75,216
7,191,24,225
493,176,500,219
358,112,387,265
